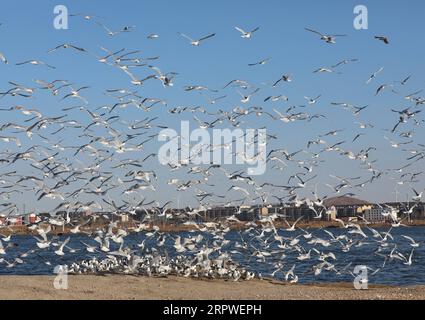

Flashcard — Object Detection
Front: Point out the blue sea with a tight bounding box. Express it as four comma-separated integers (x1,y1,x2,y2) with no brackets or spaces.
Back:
1,226,424,286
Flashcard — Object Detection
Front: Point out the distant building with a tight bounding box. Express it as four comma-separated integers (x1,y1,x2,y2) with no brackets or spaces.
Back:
203,206,237,221
23,214,38,225
326,206,337,221
7,216,23,226
323,196,371,218
363,207,384,222
259,207,269,217
239,206,256,221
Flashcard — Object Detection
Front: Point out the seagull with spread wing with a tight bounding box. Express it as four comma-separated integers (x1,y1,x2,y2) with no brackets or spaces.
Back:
235,26,260,38
178,32,216,46
305,27,346,44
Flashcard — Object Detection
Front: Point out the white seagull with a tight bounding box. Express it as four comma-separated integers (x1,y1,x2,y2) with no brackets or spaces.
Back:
305,27,347,44
178,32,216,46
235,26,260,39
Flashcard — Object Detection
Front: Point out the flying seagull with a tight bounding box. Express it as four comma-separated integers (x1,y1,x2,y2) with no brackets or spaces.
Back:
0,52,7,64
248,58,269,67
16,60,56,69
235,26,260,39
375,36,389,44
304,94,322,105
273,74,292,87
47,44,87,53
178,32,216,46
366,67,384,84
305,27,347,44
147,33,159,40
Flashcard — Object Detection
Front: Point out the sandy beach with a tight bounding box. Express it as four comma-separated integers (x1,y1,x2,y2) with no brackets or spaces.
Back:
0,275,424,300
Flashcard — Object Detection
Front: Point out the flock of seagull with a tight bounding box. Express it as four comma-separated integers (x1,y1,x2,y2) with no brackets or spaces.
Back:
0,13,424,283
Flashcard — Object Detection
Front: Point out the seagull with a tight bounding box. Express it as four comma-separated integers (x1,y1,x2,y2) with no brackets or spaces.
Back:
47,44,87,53
178,32,216,46
237,88,259,103
297,249,311,261
15,60,55,69
96,22,135,36
264,95,288,102
0,241,6,255
412,188,423,202
81,241,97,253
401,235,420,248
223,79,251,89
272,74,292,87
54,237,70,256
400,249,414,266
248,58,269,67
0,233,11,242
0,136,22,147
34,231,51,249
147,33,159,40
234,26,260,39
0,52,7,64
304,94,322,105
397,75,411,86
228,185,250,196
366,67,384,84
375,36,389,44
375,84,392,96
204,94,227,104
331,59,359,68
69,13,104,20
60,86,90,104
284,265,298,283
313,67,334,73
305,27,347,44
405,90,423,101
284,216,304,232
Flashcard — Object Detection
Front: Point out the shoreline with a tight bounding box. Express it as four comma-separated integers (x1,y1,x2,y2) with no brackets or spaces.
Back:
0,275,424,300
2,220,425,236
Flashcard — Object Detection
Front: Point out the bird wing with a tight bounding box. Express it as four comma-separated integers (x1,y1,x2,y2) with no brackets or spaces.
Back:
15,61,31,65
47,45,63,53
70,45,86,52
77,86,90,92
178,32,194,42
305,28,323,36
272,78,282,87
97,22,113,33
199,33,216,42
235,26,246,34
402,235,415,243
0,52,7,64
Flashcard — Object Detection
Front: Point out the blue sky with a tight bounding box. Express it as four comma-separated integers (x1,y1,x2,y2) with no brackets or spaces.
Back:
1,0,424,212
